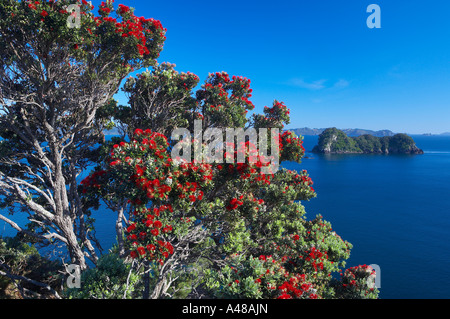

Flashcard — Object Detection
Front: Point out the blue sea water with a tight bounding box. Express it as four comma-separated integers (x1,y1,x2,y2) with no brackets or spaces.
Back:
1,135,450,299
283,135,450,299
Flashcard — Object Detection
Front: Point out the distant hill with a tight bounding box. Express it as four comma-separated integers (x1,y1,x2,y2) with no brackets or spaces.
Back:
289,127,395,137
342,128,395,137
289,127,324,136
311,128,424,155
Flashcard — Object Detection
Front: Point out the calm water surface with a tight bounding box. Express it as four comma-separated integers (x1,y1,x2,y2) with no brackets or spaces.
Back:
283,135,450,299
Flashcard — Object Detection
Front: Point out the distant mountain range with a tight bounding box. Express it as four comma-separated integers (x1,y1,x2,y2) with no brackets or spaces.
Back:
288,127,396,137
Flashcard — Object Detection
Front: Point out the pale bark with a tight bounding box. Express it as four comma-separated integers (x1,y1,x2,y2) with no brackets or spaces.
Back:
0,22,123,270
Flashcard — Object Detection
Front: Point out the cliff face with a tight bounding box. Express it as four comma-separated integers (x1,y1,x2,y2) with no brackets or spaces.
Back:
385,133,424,154
312,128,424,155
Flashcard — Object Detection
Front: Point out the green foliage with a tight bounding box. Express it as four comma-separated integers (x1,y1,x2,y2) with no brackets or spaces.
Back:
333,265,379,299
312,128,362,154
64,252,140,299
0,236,62,298
120,62,200,137
204,254,290,299
388,133,421,153
354,134,383,153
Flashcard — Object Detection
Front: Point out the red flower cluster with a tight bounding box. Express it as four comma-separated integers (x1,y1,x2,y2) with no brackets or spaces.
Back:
27,1,38,10
118,4,130,14
126,206,175,264
341,265,376,288
277,274,316,299
101,129,216,266
91,3,166,57
80,170,107,193
283,169,315,197
226,197,244,210
22,0,165,64
267,101,290,116
305,247,327,272
197,72,255,120
281,131,305,150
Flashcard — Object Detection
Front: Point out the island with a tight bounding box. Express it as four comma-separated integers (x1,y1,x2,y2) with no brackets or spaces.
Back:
311,127,424,155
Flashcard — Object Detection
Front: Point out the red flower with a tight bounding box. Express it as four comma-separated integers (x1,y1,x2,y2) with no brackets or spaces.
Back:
137,246,146,255
118,4,130,14
100,7,111,14
145,219,153,227
226,198,243,210
151,229,159,236
110,160,121,166
40,10,48,17
166,242,174,254
130,251,138,259
153,220,162,229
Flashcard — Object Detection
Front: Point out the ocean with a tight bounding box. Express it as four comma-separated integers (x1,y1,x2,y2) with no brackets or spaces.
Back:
1,134,450,299
284,134,450,299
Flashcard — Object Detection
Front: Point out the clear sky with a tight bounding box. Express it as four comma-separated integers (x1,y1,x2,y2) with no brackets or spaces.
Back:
107,0,450,134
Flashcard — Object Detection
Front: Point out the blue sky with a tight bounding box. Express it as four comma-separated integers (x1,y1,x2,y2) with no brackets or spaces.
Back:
108,0,450,134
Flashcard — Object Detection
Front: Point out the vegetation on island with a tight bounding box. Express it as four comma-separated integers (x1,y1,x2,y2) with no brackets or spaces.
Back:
0,0,379,299
312,128,424,155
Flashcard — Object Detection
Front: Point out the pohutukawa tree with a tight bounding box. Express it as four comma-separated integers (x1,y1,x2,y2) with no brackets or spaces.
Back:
0,0,379,299
81,65,378,298
0,0,165,270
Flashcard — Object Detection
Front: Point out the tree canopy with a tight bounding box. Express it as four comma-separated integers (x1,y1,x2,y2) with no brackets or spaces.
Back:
0,0,379,299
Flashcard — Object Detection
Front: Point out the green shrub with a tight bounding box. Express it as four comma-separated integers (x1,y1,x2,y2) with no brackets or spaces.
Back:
64,252,140,299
